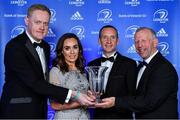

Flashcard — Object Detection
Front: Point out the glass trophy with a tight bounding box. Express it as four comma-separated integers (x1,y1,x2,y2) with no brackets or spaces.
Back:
85,66,108,102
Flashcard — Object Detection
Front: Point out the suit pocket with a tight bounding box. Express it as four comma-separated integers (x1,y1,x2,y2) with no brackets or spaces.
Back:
9,97,32,104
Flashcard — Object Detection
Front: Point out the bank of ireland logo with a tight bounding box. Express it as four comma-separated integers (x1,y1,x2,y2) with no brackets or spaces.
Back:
11,25,26,38
153,9,168,23
158,42,169,56
156,28,168,37
98,0,111,4
125,25,139,39
70,25,85,40
97,9,112,23
50,9,56,23
125,0,140,7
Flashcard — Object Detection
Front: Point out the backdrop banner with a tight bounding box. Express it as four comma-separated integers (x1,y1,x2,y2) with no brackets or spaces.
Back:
0,0,180,119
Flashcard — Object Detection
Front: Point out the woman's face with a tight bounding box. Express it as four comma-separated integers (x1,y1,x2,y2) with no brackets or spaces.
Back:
62,38,79,65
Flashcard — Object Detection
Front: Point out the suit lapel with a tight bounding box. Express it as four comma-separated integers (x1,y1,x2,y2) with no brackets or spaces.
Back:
136,52,162,91
105,53,121,91
41,42,50,80
92,58,102,66
43,46,49,67
25,39,41,64
24,33,48,78
109,53,121,76
136,66,150,91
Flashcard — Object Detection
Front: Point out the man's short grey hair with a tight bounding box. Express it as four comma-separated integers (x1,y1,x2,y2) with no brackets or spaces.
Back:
135,27,157,39
27,4,51,17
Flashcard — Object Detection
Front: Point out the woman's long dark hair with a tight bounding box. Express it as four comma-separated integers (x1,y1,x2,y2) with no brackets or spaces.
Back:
52,33,85,74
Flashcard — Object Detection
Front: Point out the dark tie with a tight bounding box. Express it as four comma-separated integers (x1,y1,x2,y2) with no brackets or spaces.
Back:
33,42,44,48
101,56,114,62
138,61,147,69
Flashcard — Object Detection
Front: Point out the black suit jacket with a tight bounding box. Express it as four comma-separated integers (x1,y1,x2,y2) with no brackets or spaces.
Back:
0,32,69,118
88,52,137,119
115,52,178,119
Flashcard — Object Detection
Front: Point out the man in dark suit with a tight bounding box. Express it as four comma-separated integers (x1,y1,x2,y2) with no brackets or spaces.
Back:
95,27,179,119
0,4,94,119
88,25,137,119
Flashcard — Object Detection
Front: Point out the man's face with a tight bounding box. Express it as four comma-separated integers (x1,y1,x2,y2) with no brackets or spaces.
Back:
134,29,157,59
99,27,119,55
25,10,50,42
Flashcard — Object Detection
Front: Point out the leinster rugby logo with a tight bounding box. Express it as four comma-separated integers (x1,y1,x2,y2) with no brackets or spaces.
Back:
97,9,112,23
48,42,56,58
50,9,56,23
153,9,168,23
11,25,26,38
70,25,85,40
125,25,139,39
48,110,55,120
158,42,169,56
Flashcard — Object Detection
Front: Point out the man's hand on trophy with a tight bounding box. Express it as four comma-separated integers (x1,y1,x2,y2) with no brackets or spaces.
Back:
72,91,95,106
87,90,96,108
87,90,96,99
95,97,115,108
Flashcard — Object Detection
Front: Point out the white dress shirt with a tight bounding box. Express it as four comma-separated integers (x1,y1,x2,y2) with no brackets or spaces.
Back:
26,31,46,76
136,50,158,88
26,31,72,103
101,51,117,92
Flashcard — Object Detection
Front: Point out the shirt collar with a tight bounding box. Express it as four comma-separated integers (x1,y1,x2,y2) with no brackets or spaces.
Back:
26,30,42,44
102,51,117,58
144,50,158,64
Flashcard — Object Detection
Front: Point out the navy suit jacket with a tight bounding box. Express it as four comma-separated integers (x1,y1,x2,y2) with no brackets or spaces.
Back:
115,52,178,119
0,32,68,118
88,52,137,119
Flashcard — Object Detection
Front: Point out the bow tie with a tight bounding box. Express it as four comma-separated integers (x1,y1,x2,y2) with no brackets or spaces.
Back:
33,42,44,48
101,56,115,62
138,61,147,68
